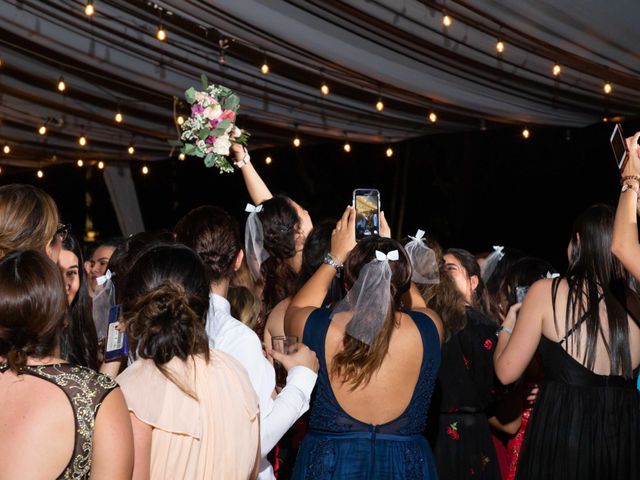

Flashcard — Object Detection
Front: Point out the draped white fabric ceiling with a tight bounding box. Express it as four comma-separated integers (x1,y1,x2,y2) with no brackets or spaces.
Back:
1,0,639,168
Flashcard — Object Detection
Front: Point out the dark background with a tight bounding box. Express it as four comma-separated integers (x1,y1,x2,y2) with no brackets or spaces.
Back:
3,121,636,271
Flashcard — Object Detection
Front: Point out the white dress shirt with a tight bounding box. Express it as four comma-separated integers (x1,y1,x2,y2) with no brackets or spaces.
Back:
207,293,317,480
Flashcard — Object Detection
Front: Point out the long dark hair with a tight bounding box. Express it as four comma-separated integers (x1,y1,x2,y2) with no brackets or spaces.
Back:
59,234,100,370
498,257,556,315
0,250,68,372
296,219,345,306
259,195,300,312
446,248,499,322
331,237,412,389
555,204,634,378
121,244,210,398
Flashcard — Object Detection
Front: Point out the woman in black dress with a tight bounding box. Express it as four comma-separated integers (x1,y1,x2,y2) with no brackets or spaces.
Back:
495,204,640,479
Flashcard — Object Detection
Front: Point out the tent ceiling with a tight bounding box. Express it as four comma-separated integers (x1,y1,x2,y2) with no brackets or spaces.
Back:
1,0,639,167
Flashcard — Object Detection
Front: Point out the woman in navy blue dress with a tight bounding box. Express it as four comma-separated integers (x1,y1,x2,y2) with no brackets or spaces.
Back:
284,207,443,479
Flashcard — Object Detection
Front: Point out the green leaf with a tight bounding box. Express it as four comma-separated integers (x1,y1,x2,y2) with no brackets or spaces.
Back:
197,128,212,141
194,149,205,158
183,143,197,155
185,87,197,104
200,74,209,90
223,94,239,112
213,118,232,136
204,152,215,167
167,139,183,147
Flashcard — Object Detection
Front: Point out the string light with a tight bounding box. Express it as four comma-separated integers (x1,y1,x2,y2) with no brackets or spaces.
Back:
260,62,269,75
3,144,10,154
77,159,84,167
78,135,87,146
176,115,185,125
115,111,123,123
128,145,135,155
320,83,330,95
265,156,273,165
38,124,47,135
603,82,612,94
496,40,505,54
552,64,561,77
443,15,452,27
178,152,186,161
293,136,301,148
428,111,438,123
142,165,149,175
522,128,530,139
385,147,394,157
156,26,167,42
37,169,44,179
84,1,94,16
97,161,105,169
57,76,66,92
0,167,2,174
344,142,351,153
602,117,609,123
375,98,384,112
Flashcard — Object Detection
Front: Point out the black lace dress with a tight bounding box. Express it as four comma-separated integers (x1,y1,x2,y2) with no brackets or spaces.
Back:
431,308,502,479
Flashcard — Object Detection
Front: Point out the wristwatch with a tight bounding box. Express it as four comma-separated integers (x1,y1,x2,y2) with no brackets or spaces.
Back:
323,253,343,271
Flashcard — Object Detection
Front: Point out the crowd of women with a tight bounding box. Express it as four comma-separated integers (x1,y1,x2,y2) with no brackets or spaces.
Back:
1,134,640,480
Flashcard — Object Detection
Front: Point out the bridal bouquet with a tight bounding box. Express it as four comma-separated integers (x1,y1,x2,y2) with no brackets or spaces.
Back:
176,75,250,173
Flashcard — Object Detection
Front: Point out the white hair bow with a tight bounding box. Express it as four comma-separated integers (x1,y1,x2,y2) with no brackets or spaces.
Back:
375,250,399,262
409,229,425,241
245,203,263,213
96,269,114,286
546,271,560,279
492,245,505,259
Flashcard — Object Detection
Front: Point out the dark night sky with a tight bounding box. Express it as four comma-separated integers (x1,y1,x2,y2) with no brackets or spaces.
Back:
3,120,637,271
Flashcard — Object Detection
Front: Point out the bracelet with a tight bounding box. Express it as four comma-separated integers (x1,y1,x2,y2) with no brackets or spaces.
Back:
323,253,343,271
234,149,251,169
621,183,639,195
621,175,640,185
498,325,513,335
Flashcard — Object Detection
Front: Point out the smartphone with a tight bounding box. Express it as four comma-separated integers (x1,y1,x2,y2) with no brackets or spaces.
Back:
515,286,529,303
353,188,380,241
610,123,629,171
105,304,128,361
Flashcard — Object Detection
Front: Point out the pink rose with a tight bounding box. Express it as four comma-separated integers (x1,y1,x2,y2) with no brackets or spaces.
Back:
191,104,204,115
205,135,217,144
220,110,235,121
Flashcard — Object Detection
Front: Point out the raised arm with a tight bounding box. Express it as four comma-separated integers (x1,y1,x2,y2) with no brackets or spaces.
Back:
611,132,640,281
231,144,273,205
285,207,356,340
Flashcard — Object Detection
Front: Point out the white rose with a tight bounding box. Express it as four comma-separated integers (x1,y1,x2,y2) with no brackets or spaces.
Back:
213,136,231,155
194,92,206,103
204,104,222,120
231,126,242,138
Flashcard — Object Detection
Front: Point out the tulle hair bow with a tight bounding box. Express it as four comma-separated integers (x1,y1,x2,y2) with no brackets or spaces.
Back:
405,229,440,284
546,271,560,279
244,203,269,281
481,245,505,282
96,269,114,286
375,249,399,261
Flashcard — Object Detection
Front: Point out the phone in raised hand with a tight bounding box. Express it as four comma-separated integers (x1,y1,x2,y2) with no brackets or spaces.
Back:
353,188,380,241
610,123,629,172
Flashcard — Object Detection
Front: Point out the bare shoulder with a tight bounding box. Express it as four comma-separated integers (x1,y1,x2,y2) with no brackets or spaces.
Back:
268,297,291,321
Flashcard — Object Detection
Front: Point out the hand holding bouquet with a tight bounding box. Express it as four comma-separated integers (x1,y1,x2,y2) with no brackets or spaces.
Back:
177,75,250,173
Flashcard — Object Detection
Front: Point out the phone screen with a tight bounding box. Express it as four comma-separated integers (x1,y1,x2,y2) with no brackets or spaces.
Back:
611,124,628,170
353,189,380,240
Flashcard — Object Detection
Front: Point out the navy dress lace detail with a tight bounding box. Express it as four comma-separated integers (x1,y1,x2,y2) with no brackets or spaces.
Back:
292,308,441,479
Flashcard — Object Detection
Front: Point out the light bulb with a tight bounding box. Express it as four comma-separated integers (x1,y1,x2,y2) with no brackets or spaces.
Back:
57,77,66,92
265,156,273,165
496,40,505,54
77,159,84,167
3,145,10,154
142,165,149,175
84,1,94,16
385,147,393,157
602,117,609,123
0,167,2,174
98,161,105,169
38,125,47,135
128,145,135,155
178,152,186,161
320,83,330,95
156,26,166,41
78,135,87,146
37,169,44,178
522,128,530,139
428,112,438,123
344,142,351,153
375,99,384,112
293,137,301,148
260,63,269,75
115,112,123,123
176,115,185,125
443,15,452,27
552,64,561,77
603,82,612,94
